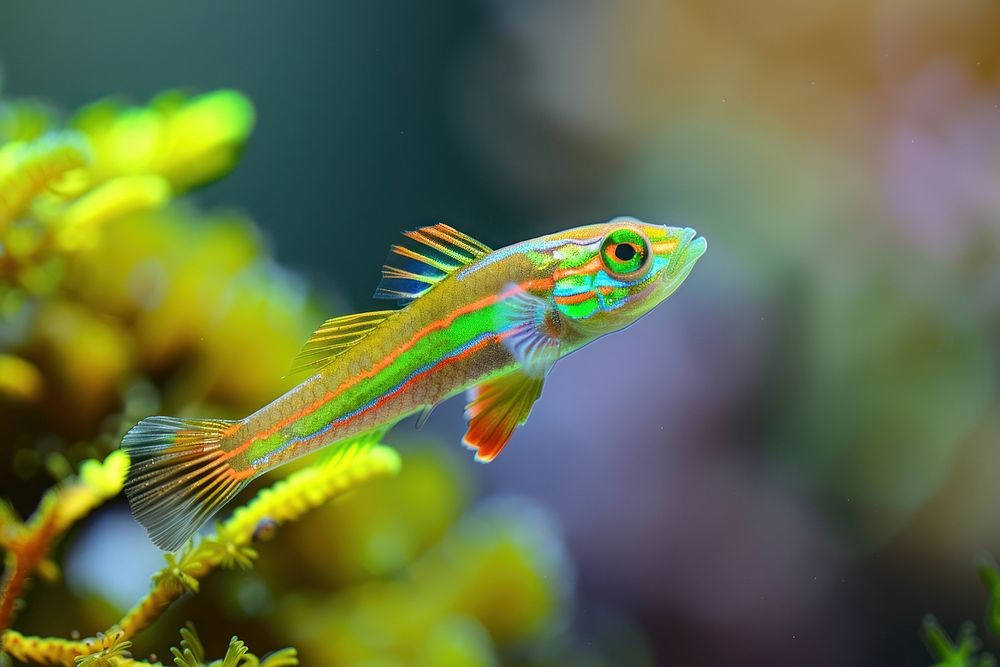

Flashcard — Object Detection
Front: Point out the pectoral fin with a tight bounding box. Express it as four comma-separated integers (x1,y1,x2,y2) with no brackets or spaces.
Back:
497,283,562,378
463,370,545,462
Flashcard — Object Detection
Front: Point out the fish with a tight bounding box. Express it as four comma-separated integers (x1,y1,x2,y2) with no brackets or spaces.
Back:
122,217,707,550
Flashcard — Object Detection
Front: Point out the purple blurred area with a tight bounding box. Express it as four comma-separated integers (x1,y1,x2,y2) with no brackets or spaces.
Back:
3,0,999,664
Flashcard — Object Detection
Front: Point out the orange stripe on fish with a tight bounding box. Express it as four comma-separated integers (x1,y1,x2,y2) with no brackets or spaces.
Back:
223,280,542,460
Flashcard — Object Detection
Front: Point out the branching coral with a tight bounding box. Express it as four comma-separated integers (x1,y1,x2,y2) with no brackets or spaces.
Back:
276,496,572,665
1,445,400,666
63,623,298,667
923,621,993,667
0,87,308,466
0,90,251,295
0,131,89,233
0,451,128,636
0,86,333,664
1,84,618,667
164,624,297,667
924,561,1000,666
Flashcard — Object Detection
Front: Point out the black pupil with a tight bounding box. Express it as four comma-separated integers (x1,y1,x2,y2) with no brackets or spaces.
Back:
614,243,637,262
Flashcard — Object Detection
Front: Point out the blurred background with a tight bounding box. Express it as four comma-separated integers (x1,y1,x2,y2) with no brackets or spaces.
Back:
1,1,999,665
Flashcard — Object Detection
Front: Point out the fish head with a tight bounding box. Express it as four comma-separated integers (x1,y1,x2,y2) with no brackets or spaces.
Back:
538,217,707,339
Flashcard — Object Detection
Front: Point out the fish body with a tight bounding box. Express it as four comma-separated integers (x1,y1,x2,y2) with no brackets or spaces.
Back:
123,218,707,550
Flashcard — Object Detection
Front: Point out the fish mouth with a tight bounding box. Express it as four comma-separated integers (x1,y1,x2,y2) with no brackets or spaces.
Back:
668,227,707,278
648,226,706,303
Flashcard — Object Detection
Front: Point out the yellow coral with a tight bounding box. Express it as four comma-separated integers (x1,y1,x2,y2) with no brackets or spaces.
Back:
1,89,256,295
0,450,128,650
58,175,170,251
0,354,43,401
73,90,254,192
0,132,90,229
0,88,315,450
47,451,127,535
73,628,131,667
276,483,570,666
1,82,602,667
78,451,129,499
1,444,399,666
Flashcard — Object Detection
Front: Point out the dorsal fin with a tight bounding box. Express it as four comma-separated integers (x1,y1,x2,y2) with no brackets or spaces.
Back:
290,310,394,377
374,223,492,304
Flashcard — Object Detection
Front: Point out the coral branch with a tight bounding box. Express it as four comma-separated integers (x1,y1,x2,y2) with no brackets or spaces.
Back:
922,561,1000,666
8,623,299,667
1,444,400,666
162,623,297,667
0,131,89,230
0,451,128,635
0,510,58,635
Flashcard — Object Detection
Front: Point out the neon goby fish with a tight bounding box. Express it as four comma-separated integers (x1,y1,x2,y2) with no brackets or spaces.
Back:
122,218,707,550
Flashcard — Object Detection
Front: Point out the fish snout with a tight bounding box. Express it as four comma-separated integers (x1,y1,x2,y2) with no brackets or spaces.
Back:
668,227,708,276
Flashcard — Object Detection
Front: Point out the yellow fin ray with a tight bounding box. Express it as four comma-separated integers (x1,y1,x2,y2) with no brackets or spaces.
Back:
374,223,492,303
290,310,394,377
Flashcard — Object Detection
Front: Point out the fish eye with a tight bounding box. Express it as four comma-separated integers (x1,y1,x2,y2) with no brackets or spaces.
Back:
600,228,651,279
614,244,636,261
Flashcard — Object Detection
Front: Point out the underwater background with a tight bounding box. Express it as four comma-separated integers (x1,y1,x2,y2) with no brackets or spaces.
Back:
1,1,999,665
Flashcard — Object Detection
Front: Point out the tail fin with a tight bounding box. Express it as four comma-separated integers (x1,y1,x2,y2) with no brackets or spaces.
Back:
122,416,250,551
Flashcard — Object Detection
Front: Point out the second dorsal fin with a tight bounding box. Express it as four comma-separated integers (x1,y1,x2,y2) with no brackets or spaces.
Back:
373,223,492,304
290,310,395,377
